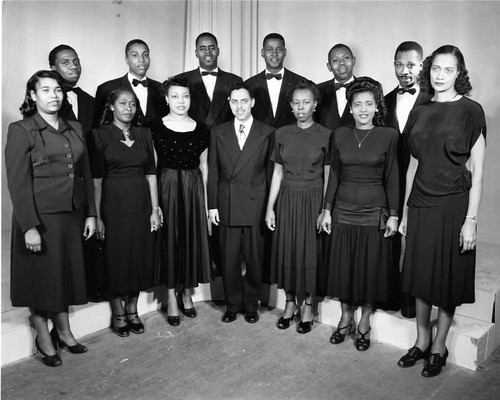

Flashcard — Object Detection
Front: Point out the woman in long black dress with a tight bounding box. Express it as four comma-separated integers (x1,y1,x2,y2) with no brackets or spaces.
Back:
398,45,486,377
150,77,211,326
92,89,161,337
265,79,331,334
5,70,96,367
320,77,399,351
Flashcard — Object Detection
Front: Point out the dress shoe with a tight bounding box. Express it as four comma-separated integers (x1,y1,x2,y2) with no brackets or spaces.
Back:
277,299,298,330
112,314,130,337
126,312,145,334
422,348,448,378
245,312,259,323
297,302,314,334
167,314,180,326
221,311,237,323
178,294,197,318
355,327,371,351
330,318,355,344
50,328,87,354
35,336,62,367
398,343,431,368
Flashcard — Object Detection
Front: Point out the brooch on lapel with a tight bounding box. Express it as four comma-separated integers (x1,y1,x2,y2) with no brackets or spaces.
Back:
32,156,50,167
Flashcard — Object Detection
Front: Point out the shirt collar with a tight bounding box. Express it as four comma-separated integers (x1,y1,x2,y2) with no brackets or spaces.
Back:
234,115,253,132
265,68,284,76
127,72,148,84
335,76,354,85
200,67,219,74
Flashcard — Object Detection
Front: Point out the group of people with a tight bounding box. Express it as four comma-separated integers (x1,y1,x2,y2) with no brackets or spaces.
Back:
5,32,486,380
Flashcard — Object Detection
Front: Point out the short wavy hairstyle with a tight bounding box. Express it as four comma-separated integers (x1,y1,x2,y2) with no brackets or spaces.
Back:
161,76,191,97
346,76,387,127
418,45,472,96
99,88,141,127
20,70,69,117
288,79,320,103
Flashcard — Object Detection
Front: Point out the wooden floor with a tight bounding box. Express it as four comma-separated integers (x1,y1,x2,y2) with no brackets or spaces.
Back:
2,301,499,400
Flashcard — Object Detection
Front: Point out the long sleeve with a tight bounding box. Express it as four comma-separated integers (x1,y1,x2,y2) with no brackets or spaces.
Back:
207,126,220,210
383,131,399,216
323,132,340,210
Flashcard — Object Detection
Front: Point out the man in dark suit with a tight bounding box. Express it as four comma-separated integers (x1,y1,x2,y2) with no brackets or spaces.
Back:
383,41,432,318
245,33,305,129
49,44,95,139
93,39,168,128
208,83,274,324
176,32,242,129
316,43,356,130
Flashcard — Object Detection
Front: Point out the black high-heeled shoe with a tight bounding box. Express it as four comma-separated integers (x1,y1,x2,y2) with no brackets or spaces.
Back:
35,336,62,367
177,293,197,318
398,341,432,368
111,314,130,337
277,299,298,330
297,302,314,334
50,328,87,354
422,348,448,378
330,318,355,344
355,327,371,351
126,312,145,334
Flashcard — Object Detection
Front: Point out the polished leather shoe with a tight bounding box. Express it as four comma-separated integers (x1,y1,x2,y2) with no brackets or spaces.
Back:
398,343,431,368
221,311,237,323
422,348,448,378
244,312,259,323
35,336,62,367
178,293,197,318
167,314,180,326
50,329,87,354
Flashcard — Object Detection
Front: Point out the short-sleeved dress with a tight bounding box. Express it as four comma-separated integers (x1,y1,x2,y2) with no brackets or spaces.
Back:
91,124,156,295
269,122,331,294
320,126,399,304
151,120,212,289
401,97,487,308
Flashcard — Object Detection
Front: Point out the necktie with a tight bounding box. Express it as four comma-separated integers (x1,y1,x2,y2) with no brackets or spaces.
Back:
334,82,347,91
201,71,218,76
238,124,246,149
132,79,148,87
397,87,417,95
266,73,282,80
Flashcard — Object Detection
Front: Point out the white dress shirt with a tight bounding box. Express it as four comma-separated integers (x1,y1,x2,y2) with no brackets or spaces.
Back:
335,76,354,117
234,116,253,150
265,68,284,117
128,73,148,116
200,67,219,101
396,85,420,132
66,89,79,119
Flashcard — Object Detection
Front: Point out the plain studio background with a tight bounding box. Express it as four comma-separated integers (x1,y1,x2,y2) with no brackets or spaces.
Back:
1,0,499,312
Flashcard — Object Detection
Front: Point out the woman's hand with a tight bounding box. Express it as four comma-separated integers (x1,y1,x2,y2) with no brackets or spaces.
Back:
151,208,162,232
208,209,219,226
320,210,332,235
459,218,477,253
265,210,276,231
96,218,105,240
83,217,96,240
316,210,325,233
384,216,398,237
398,216,408,237
25,227,42,252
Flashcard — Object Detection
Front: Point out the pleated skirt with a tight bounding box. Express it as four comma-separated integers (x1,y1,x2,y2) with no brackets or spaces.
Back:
401,195,475,308
269,184,323,294
159,168,212,289
10,209,87,312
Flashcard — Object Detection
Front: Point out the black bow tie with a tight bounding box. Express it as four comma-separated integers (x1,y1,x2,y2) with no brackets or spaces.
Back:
65,86,81,94
334,82,347,91
398,87,416,95
132,79,148,87
201,71,218,77
266,73,282,80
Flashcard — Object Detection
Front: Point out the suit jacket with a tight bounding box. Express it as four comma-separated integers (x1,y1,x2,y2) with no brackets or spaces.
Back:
4,113,96,232
316,78,355,130
93,74,168,128
176,68,242,129
208,119,274,226
60,87,95,137
244,68,305,128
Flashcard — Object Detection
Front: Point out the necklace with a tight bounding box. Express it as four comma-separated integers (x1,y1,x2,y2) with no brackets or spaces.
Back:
353,127,374,148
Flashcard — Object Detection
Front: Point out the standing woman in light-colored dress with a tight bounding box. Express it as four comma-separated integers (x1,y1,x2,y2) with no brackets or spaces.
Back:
398,45,486,378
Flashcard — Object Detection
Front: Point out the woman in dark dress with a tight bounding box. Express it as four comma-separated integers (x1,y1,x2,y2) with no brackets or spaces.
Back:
320,77,399,351
92,89,161,337
5,70,96,367
398,45,486,377
265,79,331,334
150,77,211,326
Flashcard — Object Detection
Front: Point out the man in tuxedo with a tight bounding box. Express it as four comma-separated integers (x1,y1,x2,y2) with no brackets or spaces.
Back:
245,33,305,128
93,39,168,128
208,83,274,324
49,44,95,139
316,43,356,130
176,32,242,129
384,41,431,318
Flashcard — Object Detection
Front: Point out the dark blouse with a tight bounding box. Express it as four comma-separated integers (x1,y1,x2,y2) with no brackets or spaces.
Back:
151,121,209,170
404,97,486,207
271,122,332,188
323,126,399,215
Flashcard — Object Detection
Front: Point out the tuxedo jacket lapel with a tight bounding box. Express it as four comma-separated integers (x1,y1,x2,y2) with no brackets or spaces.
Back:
219,123,241,166
385,88,399,131
255,72,274,122
191,70,212,114
207,70,229,127
274,68,294,124
232,122,267,178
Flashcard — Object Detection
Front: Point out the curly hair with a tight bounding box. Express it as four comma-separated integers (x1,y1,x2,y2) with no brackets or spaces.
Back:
418,45,472,95
161,76,191,97
19,70,69,117
288,79,320,103
345,76,386,127
99,88,141,127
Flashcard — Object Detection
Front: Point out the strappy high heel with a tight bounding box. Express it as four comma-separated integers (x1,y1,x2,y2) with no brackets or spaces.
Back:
111,314,130,337
297,302,314,334
330,318,356,344
355,327,371,351
126,312,145,334
277,299,298,330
